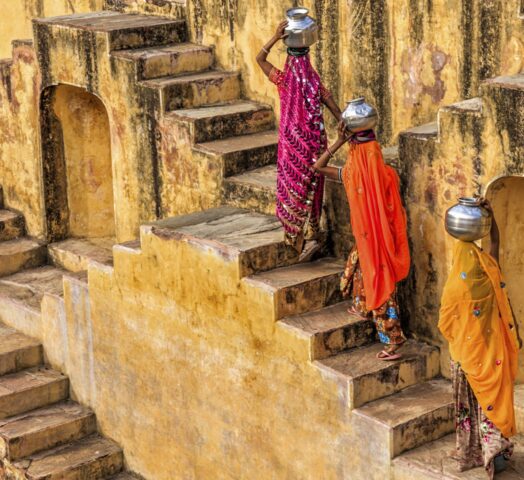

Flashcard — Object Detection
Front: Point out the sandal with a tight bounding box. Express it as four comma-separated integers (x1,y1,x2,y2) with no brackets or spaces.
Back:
376,349,402,361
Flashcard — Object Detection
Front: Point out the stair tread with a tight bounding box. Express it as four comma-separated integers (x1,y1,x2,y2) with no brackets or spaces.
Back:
170,100,270,121
393,433,524,479
483,73,524,90
280,301,370,335
0,266,66,303
35,11,183,31
49,237,115,271
141,69,238,87
226,164,277,189
14,434,122,478
0,327,40,356
0,367,66,397
148,207,285,253
441,97,483,114
316,340,437,381
0,401,93,440
0,210,22,222
401,122,438,138
0,238,44,256
195,130,278,156
112,42,211,59
245,257,344,291
354,378,452,427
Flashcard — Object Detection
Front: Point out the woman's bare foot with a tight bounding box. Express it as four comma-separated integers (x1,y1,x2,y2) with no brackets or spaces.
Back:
347,306,368,319
298,240,321,263
376,346,402,361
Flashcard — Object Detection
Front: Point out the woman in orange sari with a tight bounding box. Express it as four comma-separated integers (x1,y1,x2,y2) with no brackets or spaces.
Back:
439,200,522,477
314,123,410,360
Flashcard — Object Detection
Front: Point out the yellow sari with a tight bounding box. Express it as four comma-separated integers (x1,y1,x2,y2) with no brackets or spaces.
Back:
439,241,519,438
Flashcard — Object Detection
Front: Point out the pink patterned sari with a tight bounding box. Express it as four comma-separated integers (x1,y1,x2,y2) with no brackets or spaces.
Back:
269,54,330,251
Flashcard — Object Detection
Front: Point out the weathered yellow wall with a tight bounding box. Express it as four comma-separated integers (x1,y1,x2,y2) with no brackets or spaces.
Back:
53,85,115,238
0,0,104,58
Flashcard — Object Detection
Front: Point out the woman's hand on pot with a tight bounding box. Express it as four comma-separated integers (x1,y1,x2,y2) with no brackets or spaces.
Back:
274,21,289,40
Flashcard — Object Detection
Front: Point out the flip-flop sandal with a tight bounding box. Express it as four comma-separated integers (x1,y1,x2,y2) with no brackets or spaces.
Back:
376,350,402,361
347,307,368,320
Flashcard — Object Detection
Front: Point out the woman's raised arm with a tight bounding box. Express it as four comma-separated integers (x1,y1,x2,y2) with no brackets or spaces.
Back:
313,123,350,180
256,21,288,77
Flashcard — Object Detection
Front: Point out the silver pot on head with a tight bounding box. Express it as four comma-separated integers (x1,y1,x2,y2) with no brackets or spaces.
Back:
445,197,492,242
341,98,378,133
284,7,319,48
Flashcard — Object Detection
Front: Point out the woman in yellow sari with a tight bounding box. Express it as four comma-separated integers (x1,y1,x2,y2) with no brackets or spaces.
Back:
439,200,522,478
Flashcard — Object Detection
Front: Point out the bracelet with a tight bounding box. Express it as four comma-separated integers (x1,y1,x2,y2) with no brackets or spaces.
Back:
338,167,343,183
326,146,334,158
262,46,270,54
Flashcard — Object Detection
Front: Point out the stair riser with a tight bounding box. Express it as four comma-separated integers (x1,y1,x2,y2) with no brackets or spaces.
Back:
239,244,298,277
0,246,47,278
138,48,214,80
350,351,440,409
391,405,454,457
312,320,375,360
274,274,343,320
223,182,276,216
109,22,188,51
191,108,275,144
5,450,123,480
0,414,97,461
0,217,24,242
223,144,277,177
0,379,69,419
162,75,241,111
0,346,43,377
48,246,88,273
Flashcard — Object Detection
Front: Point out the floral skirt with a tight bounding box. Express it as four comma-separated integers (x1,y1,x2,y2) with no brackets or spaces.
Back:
340,246,406,346
451,361,513,478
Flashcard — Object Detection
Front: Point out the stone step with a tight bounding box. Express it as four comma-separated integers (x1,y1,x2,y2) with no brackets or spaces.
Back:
195,130,278,177
400,121,439,142
279,301,375,360
48,237,115,272
0,210,25,242
141,70,241,111
109,473,143,480
315,340,440,409
0,367,69,419
145,207,297,277
392,433,524,479
9,434,123,479
0,185,3,209
169,101,275,143
224,164,277,216
515,384,524,434
35,11,187,51
0,401,96,461
0,325,42,376
353,379,453,459
0,238,46,278
113,42,214,79
244,257,345,319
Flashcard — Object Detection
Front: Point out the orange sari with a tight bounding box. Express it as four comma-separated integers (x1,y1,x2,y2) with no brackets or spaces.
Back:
341,141,410,310
439,241,519,438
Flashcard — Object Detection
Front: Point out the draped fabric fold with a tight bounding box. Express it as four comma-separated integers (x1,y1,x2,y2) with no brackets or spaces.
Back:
439,241,520,438
341,141,410,310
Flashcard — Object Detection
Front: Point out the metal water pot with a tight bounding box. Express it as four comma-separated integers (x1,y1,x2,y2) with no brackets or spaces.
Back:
341,97,378,132
284,7,319,48
445,197,492,242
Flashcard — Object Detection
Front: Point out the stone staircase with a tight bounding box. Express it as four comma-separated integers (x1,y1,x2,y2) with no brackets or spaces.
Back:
0,322,138,478
0,186,46,279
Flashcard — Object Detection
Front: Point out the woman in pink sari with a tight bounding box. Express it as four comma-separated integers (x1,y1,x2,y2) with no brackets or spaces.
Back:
256,21,342,260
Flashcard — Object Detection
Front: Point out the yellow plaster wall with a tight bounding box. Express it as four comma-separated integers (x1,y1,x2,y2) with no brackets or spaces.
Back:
52,85,115,238
0,0,104,59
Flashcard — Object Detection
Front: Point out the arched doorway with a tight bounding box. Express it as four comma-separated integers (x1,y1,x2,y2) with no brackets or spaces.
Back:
41,85,115,241
486,176,524,382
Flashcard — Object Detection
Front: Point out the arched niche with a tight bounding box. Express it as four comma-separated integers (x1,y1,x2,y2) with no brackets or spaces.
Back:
41,84,115,241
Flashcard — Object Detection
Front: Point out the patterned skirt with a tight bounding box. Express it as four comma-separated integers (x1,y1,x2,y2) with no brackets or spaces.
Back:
340,246,406,346
451,361,513,478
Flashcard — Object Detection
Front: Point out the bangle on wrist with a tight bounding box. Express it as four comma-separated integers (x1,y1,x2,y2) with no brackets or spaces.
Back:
327,146,334,158
262,46,270,54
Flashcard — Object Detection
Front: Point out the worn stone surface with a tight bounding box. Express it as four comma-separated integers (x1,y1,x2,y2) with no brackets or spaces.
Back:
354,379,454,458
280,301,375,360
0,328,42,377
393,433,524,479
0,367,68,420
224,164,277,216
0,238,46,278
48,237,115,272
0,401,96,461
9,433,123,479
316,340,440,409
0,210,25,242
